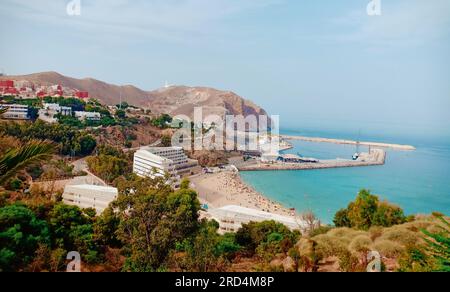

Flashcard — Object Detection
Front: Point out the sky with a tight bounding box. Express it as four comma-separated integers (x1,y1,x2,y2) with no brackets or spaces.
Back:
1,0,449,140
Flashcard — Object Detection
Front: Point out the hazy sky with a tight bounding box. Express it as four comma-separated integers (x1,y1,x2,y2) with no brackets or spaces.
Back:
1,0,449,138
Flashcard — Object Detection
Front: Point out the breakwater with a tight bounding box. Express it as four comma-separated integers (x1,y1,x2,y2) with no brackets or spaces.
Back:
281,135,416,151
238,149,386,171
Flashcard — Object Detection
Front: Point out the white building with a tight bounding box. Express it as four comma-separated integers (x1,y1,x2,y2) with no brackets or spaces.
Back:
63,184,118,215
0,104,29,120
261,152,280,163
75,111,101,121
208,205,308,234
43,103,72,116
133,146,200,182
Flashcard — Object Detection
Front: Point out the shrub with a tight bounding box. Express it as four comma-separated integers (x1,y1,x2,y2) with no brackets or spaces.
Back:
372,239,404,257
337,249,360,272
309,225,333,237
333,189,407,230
349,235,373,254
368,226,384,241
313,234,348,258
378,228,419,246
397,245,436,272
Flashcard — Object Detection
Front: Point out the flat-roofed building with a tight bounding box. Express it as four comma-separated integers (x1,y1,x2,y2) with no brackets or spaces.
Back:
133,146,200,183
208,205,308,234
63,184,118,214
0,104,29,120
43,103,72,116
75,111,101,121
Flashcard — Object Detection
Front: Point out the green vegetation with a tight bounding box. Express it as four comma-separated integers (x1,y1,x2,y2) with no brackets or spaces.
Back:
151,114,173,129
0,127,448,272
86,145,132,184
0,204,50,272
43,97,85,111
0,121,96,156
0,140,55,185
113,176,200,272
422,213,450,271
333,189,407,230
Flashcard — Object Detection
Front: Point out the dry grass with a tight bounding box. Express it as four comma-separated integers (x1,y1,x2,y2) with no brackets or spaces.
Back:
349,235,373,254
307,215,446,271
378,227,421,246
314,235,348,258
372,240,404,257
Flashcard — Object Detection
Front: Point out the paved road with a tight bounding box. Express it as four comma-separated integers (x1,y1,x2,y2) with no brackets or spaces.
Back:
71,158,108,186
123,139,162,153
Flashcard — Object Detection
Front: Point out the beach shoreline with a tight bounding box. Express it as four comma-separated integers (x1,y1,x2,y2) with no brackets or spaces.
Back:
191,171,296,217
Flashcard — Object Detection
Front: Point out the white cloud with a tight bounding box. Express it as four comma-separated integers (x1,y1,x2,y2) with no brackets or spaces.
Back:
0,0,281,42
329,0,450,48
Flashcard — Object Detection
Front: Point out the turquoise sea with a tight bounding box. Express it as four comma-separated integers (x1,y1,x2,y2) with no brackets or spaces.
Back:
240,128,450,224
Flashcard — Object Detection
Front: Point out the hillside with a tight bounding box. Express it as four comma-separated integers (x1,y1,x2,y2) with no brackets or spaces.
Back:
0,72,269,119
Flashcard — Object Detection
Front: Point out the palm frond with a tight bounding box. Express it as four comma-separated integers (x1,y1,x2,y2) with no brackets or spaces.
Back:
0,140,55,185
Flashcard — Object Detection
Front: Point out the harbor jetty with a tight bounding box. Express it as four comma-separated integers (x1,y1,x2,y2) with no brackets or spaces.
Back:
280,135,416,151
238,149,386,171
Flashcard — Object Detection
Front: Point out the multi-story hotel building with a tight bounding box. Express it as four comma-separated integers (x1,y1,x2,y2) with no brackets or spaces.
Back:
133,146,200,183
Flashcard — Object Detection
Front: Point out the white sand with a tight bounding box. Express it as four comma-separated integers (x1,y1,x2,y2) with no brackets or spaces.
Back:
191,171,295,217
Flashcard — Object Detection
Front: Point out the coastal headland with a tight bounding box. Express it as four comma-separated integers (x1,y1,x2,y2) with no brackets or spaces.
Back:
280,135,416,151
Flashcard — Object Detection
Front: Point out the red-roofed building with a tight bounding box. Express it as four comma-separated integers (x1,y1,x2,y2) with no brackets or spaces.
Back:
75,91,89,99
37,91,47,98
0,80,14,88
4,87,19,95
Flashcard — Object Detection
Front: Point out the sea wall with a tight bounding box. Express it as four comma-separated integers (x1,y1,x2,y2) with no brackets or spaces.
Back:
238,149,386,171
281,135,416,151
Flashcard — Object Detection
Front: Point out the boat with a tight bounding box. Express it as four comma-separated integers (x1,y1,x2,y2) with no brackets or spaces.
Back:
352,130,361,160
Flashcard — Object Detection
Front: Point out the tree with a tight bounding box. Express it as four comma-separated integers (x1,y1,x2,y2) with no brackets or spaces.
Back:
151,114,173,129
115,177,201,271
115,109,126,119
93,207,121,248
161,135,172,147
347,189,379,230
0,121,96,156
0,140,55,185
333,208,351,228
0,204,50,272
177,220,223,272
75,134,97,156
180,178,190,190
235,220,299,257
48,204,100,264
333,189,406,230
372,201,406,227
86,154,131,183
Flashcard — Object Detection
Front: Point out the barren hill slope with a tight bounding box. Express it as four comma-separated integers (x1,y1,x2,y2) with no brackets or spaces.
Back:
1,72,268,119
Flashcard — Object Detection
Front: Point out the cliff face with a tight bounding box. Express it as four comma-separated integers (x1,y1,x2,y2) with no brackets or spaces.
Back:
1,72,269,120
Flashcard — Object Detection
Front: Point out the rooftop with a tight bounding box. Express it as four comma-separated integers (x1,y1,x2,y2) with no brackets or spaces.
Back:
65,184,118,193
210,205,305,227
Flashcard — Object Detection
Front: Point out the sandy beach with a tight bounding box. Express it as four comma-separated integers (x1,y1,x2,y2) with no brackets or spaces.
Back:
191,171,295,217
